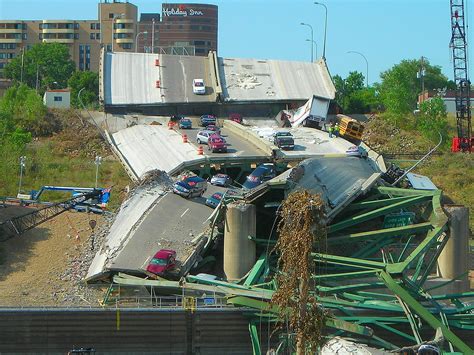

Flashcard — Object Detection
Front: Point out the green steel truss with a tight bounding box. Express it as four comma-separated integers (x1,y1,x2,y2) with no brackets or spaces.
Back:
227,187,473,353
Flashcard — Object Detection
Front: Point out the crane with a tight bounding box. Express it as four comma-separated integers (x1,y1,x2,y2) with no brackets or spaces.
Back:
449,0,473,152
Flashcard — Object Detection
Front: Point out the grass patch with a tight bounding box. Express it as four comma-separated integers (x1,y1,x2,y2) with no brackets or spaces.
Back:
0,109,130,211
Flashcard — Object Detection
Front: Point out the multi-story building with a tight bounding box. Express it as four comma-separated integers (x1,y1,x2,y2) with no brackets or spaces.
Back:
0,1,218,77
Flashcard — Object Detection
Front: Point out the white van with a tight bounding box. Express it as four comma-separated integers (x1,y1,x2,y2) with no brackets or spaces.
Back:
193,78,206,95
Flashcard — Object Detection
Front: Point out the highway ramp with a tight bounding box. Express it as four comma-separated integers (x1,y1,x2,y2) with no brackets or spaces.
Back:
108,183,226,275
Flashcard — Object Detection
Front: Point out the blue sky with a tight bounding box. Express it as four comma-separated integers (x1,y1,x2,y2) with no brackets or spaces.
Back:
1,0,471,84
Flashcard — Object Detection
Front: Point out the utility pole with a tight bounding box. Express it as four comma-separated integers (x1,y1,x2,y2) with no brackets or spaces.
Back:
18,156,26,195
94,155,103,188
20,47,25,83
418,56,426,94
151,18,155,54
35,63,39,93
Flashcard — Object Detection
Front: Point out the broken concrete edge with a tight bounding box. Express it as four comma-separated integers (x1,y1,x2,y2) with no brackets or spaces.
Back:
360,141,386,173
104,130,140,181
208,50,222,98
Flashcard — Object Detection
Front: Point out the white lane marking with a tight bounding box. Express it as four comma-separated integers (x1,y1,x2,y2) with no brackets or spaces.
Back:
180,208,190,218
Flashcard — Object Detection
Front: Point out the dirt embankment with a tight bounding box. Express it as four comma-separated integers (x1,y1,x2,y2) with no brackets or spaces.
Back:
0,210,112,307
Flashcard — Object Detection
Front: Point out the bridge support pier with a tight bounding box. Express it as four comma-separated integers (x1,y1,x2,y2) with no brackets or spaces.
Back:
224,202,256,281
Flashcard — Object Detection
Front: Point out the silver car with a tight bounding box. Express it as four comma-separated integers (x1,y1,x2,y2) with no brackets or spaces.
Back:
210,173,232,187
196,130,214,144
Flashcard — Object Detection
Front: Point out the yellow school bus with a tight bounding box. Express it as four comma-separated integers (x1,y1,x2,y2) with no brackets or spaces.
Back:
338,115,364,143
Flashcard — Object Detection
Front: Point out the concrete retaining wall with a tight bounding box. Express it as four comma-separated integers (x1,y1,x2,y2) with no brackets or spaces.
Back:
223,120,276,157
0,308,274,354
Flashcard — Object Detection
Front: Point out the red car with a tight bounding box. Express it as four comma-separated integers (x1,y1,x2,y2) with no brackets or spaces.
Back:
208,135,227,153
146,249,177,275
229,113,242,124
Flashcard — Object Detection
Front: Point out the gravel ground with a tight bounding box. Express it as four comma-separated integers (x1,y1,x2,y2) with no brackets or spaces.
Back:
0,210,114,307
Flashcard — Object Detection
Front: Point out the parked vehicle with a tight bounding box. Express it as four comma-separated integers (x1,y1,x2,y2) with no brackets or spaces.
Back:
206,124,221,134
208,136,227,153
243,163,276,190
338,115,364,143
200,114,217,127
170,114,184,123
146,249,177,276
196,130,214,144
210,173,232,187
273,132,295,150
193,78,206,94
229,113,243,124
179,117,192,129
205,192,223,208
173,176,207,198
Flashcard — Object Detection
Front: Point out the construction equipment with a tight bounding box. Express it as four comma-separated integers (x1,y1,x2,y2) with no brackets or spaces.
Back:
18,185,111,214
0,189,103,241
449,0,473,152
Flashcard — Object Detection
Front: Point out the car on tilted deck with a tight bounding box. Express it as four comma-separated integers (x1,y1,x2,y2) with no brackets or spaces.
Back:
210,173,232,187
208,135,227,153
205,192,223,208
146,249,177,276
178,117,192,129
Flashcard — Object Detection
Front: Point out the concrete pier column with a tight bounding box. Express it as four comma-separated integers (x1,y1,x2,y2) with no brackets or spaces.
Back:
438,205,470,292
224,202,256,281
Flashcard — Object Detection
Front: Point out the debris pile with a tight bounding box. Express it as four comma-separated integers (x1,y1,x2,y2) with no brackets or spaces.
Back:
272,190,327,353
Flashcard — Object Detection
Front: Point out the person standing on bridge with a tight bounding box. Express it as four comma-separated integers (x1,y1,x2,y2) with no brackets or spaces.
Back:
328,122,334,138
334,122,340,138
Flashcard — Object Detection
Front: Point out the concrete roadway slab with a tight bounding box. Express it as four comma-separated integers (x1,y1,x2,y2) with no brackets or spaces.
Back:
177,126,267,157
160,55,215,103
110,183,226,272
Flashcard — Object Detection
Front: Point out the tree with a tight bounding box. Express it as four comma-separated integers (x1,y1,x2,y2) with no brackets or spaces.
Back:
333,72,379,113
0,84,48,137
379,58,452,115
4,43,75,93
418,97,448,143
68,71,99,108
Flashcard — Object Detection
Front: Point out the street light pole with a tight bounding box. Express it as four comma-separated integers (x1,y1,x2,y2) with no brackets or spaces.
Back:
94,155,103,188
347,50,369,87
135,31,148,53
18,156,26,195
300,22,314,62
306,39,317,60
314,2,328,60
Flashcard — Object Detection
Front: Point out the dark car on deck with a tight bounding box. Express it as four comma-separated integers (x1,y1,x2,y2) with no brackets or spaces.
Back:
205,192,223,208
178,117,192,129
200,114,217,127
146,249,177,276
173,176,207,198
242,163,276,190
273,132,295,150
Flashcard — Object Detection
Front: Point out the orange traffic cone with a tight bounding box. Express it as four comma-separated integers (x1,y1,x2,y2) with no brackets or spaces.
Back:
168,121,173,130
182,134,188,143
197,146,203,155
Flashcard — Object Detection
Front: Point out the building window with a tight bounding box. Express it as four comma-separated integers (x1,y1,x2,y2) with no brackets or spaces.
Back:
54,96,63,102
79,62,84,70
195,48,205,54
121,43,132,50
90,23,95,30
39,23,43,30
74,33,79,39
106,44,112,52
85,63,90,70
96,23,100,30
74,23,79,29
22,33,27,40
95,33,100,40
194,40,205,46
39,33,43,40
22,23,27,30
90,33,95,40
109,13,114,19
